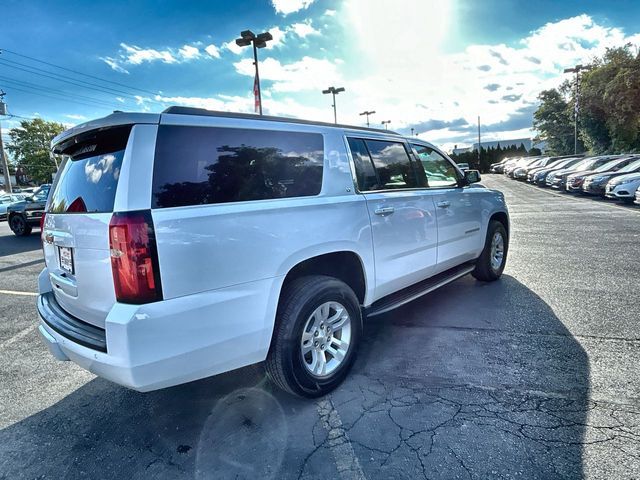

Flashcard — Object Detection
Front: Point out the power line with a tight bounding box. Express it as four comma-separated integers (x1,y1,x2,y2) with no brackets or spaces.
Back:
0,76,126,109
0,48,161,97
1,84,122,111
0,58,157,103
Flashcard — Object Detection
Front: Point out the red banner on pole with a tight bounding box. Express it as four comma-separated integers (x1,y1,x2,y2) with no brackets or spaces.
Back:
254,74,260,113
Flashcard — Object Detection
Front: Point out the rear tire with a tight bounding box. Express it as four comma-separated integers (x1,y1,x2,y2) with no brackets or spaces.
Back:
472,220,508,282
266,275,362,398
9,215,32,236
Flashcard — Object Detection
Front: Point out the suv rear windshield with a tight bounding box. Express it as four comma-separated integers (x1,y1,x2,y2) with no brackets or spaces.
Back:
152,125,324,208
48,126,131,214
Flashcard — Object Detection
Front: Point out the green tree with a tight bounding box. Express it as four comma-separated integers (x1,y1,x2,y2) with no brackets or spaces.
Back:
533,89,575,154
7,118,64,184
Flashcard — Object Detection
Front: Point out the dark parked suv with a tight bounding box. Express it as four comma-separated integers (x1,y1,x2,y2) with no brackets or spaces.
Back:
7,184,51,236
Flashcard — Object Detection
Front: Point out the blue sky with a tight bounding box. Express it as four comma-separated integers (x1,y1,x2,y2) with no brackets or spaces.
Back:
2,0,640,151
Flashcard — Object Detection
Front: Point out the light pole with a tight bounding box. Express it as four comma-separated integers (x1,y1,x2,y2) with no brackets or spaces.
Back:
410,127,415,136
564,64,592,154
235,30,273,115
359,110,375,128
322,86,345,124
381,120,391,130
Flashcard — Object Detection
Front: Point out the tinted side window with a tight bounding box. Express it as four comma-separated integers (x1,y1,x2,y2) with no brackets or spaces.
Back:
412,144,459,187
364,140,417,189
347,138,379,191
152,126,324,208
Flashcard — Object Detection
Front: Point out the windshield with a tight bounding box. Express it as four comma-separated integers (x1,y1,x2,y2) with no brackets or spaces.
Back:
618,158,640,173
595,158,625,172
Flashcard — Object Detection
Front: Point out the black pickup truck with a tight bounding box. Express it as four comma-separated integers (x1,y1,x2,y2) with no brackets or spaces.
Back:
7,184,51,236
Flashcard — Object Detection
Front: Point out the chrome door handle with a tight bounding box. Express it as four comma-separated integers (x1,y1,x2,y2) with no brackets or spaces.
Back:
374,206,395,216
436,201,451,208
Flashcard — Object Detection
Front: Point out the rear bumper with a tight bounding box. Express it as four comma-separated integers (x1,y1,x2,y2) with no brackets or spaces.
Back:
37,269,282,392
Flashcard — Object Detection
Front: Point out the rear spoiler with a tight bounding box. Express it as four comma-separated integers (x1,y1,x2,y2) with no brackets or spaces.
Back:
51,112,160,154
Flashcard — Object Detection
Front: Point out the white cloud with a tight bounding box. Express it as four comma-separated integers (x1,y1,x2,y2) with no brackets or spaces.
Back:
121,43,177,65
103,43,202,71
323,9,336,16
335,4,640,145
204,44,221,59
101,57,129,74
65,114,87,120
271,0,315,15
290,22,319,37
222,40,244,55
233,56,342,92
178,45,200,60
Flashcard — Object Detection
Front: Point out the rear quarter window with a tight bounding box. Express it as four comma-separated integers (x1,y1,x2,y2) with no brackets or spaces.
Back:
152,125,324,208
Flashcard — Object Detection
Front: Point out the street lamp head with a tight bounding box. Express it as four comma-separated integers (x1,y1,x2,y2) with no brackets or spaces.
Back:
335,87,345,93
235,38,251,47
257,32,273,42
240,30,255,40
322,89,332,94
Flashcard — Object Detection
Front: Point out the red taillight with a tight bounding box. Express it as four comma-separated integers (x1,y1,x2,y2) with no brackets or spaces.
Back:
109,210,162,304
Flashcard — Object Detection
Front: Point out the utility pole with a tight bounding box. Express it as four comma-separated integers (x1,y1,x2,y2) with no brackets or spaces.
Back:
322,86,345,124
477,116,481,169
0,90,11,194
359,110,375,128
235,30,273,115
564,64,592,154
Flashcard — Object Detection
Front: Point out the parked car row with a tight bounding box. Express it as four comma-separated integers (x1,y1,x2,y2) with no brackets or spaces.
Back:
490,154,640,204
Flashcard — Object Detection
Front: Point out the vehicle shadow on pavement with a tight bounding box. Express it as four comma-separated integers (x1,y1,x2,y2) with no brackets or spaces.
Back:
0,275,590,479
0,229,42,258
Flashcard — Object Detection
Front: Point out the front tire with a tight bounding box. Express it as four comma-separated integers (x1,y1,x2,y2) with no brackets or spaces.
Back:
266,275,362,398
9,214,32,236
472,220,508,281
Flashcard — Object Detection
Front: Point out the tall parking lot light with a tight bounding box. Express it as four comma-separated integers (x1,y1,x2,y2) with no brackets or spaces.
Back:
564,64,592,154
236,30,273,115
359,110,375,128
322,86,345,124
381,120,391,130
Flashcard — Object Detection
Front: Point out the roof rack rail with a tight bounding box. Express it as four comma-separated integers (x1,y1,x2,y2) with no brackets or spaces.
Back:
161,106,400,135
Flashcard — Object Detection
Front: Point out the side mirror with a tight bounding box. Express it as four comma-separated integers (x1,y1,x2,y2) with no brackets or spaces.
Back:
464,169,481,184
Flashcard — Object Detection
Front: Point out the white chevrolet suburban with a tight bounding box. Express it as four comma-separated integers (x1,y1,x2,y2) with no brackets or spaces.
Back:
37,107,509,397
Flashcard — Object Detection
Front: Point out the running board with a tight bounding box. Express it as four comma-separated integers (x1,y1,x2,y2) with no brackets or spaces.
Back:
365,262,476,317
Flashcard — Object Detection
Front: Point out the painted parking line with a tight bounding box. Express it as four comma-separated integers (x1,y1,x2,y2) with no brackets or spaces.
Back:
0,289,38,296
0,325,36,349
317,397,367,480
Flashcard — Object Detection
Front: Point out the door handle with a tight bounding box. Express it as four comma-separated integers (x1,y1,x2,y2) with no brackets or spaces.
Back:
374,206,395,216
436,201,451,208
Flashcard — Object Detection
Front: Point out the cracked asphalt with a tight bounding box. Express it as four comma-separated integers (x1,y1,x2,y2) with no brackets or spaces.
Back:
1,175,639,479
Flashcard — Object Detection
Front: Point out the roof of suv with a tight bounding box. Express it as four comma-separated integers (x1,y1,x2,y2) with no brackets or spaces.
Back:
52,106,401,151
161,106,399,135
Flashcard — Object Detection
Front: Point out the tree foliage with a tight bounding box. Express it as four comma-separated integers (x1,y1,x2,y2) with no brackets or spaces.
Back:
533,89,576,155
534,45,640,155
7,118,65,184
450,143,529,172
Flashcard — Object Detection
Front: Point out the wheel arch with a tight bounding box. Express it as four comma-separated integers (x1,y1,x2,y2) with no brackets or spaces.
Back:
489,210,509,237
279,251,367,306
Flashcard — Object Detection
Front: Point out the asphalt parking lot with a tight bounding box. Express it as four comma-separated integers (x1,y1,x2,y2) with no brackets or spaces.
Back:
0,175,639,480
